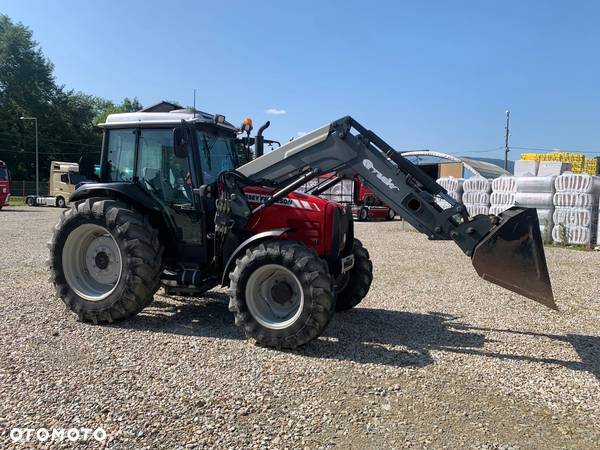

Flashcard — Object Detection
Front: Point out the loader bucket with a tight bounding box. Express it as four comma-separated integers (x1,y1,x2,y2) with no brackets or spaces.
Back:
471,207,557,310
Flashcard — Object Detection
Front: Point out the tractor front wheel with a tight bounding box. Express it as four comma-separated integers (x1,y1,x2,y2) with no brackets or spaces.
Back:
334,239,373,311
228,240,335,348
48,198,164,323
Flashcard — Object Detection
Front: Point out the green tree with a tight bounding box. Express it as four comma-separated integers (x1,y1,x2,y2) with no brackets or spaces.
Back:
94,97,143,126
0,15,116,183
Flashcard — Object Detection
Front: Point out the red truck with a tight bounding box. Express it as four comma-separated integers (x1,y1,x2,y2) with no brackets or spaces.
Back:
351,178,396,221
352,178,396,221
0,160,10,210
304,173,395,221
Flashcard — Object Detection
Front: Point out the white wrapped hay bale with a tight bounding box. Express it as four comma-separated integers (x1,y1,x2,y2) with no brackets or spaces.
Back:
467,205,491,216
552,225,592,246
463,191,490,205
538,161,571,177
552,173,600,245
490,191,516,207
555,172,600,194
553,192,596,209
489,205,508,216
299,177,354,203
435,176,464,209
462,176,491,216
491,176,517,192
437,176,464,194
463,177,492,193
536,208,554,226
490,175,556,242
514,159,539,177
489,175,517,216
515,176,555,192
553,208,594,228
598,197,600,246
515,192,554,208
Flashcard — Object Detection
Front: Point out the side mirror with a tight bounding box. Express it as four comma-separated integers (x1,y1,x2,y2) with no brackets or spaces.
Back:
173,128,189,158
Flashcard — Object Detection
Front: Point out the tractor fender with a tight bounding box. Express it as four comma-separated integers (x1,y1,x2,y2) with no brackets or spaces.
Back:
69,182,160,212
221,228,291,286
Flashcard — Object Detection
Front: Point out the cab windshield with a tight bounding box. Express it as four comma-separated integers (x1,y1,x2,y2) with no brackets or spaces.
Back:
0,167,7,181
196,130,237,184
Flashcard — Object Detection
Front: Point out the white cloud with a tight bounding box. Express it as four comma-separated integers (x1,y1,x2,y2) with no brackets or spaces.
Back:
296,131,307,138
265,108,287,115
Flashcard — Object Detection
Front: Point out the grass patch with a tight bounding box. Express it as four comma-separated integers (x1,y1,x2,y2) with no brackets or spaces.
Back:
544,242,594,251
8,196,26,206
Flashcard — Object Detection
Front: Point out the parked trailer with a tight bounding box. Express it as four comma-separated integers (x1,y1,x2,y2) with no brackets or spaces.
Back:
0,160,10,209
351,178,396,221
306,174,395,221
26,161,86,208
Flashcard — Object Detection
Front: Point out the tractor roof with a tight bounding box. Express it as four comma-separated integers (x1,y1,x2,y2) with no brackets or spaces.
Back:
98,108,238,132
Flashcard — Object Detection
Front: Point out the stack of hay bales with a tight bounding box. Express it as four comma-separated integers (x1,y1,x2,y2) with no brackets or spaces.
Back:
435,176,463,209
584,157,599,176
300,176,354,203
516,177,556,242
521,152,598,175
490,176,555,242
462,177,491,216
490,176,517,216
552,172,600,245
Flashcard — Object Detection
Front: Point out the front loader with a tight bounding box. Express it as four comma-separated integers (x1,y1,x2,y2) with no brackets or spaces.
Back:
48,108,555,349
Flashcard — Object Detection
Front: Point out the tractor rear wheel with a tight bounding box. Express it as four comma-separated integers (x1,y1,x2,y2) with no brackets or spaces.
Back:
48,198,164,323
228,240,335,349
334,239,373,311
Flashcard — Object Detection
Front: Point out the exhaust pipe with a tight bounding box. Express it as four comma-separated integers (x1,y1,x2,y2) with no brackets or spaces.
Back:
471,207,556,310
255,121,270,158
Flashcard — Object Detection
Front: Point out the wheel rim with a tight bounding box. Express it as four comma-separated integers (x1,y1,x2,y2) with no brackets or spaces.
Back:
360,209,367,220
62,224,122,301
388,209,395,219
245,264,304,330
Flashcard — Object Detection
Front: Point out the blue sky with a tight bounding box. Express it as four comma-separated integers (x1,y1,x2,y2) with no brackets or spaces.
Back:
2,0,600,159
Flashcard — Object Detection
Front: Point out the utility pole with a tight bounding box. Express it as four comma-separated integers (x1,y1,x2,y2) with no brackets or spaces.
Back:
504,110,510,171
20,116,39,196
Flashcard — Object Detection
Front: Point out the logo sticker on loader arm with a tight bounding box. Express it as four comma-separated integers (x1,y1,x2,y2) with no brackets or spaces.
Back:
362,159,400,191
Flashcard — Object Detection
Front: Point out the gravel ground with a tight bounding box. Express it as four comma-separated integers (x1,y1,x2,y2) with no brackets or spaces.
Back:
0,206,599,449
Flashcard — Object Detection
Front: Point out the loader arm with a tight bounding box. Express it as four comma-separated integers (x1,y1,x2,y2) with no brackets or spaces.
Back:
237,116,556,309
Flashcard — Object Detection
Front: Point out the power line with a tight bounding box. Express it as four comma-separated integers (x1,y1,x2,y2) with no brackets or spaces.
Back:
0,147,100,155
446,146,505,155
0,130,101,148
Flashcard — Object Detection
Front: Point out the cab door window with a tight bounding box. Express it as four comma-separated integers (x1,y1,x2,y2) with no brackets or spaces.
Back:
196,130,236,184
137,128,193,206
107,128,136,181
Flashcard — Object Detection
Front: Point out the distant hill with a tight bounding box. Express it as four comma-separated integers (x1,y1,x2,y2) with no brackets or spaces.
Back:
462,157,514,174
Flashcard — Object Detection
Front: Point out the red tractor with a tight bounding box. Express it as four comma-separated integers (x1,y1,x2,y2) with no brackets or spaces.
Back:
48,109,555,349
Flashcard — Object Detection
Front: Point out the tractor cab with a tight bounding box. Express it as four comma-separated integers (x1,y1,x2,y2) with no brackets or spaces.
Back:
94,108,241,265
